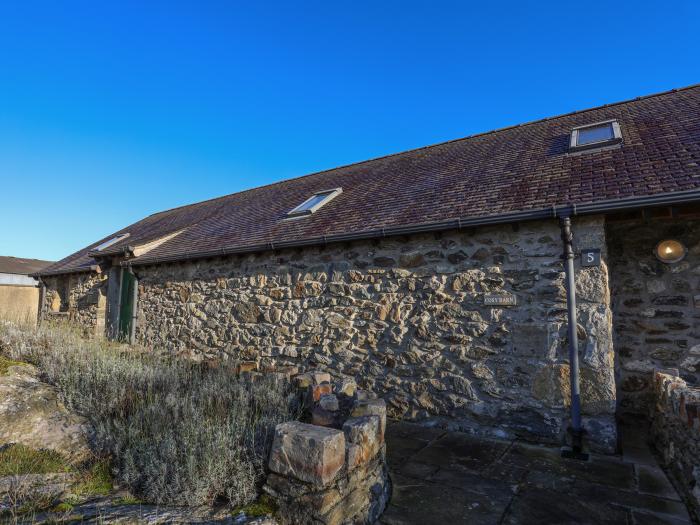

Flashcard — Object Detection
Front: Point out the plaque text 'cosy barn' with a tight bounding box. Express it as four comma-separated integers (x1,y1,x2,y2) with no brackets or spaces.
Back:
484,294,517,306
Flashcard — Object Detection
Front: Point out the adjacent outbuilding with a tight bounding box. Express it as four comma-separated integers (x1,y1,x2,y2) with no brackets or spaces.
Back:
0,256,53,324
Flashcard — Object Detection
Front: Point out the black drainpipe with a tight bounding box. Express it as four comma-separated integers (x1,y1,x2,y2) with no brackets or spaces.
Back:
559,216,589,461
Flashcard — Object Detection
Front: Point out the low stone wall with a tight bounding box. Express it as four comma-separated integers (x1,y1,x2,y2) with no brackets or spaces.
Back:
650,371,700,521
264,373,390,524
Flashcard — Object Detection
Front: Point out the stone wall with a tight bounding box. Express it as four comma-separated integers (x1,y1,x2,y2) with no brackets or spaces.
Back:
650,371,700,522
264,372,389,524
607,218,700,415
134,216,617,451
42,272,107,336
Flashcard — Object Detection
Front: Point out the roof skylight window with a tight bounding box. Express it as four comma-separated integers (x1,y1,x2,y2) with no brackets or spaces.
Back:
569,120,622,151
94,233,130,251
287,188,342,217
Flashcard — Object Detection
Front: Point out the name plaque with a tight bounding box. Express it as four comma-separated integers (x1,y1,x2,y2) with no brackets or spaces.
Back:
484,294,517,306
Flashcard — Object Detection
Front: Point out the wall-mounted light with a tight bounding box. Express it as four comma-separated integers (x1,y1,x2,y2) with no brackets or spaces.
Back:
654,239,687,264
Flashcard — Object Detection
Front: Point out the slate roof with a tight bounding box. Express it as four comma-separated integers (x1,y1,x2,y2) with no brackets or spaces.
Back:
38,85,700,276
0,256,54,276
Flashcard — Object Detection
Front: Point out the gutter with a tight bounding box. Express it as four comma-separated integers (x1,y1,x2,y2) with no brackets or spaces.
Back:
122,188,700,268
31,264,101,278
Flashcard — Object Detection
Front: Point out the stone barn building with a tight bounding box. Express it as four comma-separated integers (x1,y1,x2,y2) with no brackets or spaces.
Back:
35,85,700,453
0,256,52,324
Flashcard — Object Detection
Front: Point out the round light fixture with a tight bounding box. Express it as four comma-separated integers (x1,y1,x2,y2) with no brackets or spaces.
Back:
654,239,686,264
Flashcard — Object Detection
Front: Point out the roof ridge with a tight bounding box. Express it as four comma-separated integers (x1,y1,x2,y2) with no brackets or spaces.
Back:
0,255,53,263
137,82,700,219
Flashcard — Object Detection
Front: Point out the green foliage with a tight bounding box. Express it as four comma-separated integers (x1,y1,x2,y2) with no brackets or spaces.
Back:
0,443,115,522
112,494,145,505
0,444,72,476
0,321,298,508
0,354,28,375
74,459,113,497
52,501,75,513
16,494,55,516
232,493,277,517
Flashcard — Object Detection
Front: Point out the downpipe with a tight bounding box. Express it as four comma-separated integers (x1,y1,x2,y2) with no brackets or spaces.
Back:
559,216,589,461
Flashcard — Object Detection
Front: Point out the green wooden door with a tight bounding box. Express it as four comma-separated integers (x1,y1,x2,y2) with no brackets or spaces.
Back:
118,270,135,341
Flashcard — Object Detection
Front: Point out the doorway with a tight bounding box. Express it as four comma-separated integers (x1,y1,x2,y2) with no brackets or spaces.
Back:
118,269,136,341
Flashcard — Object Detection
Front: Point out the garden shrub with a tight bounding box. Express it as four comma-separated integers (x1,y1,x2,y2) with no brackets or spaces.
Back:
0,322,297,507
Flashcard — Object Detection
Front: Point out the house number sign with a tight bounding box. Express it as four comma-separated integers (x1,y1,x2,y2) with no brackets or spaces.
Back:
484,293,517,306
581,248,601,267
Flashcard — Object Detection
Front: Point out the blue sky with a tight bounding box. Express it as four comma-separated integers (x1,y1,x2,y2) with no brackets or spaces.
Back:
1,1,698,261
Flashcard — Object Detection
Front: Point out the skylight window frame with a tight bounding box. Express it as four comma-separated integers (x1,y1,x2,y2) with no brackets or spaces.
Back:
569,119,622,152
93,233,130,252
286,188,343,217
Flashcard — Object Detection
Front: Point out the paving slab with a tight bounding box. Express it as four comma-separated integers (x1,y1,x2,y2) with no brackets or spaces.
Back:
571,480,691,522
502,486,631,524
499,442,637,490
637,464,682,501
411,431,510,472
385,420,446,442
385,434,434,469
427,465,515,497
380,473,511,525
481,459,529,485
396,460,440,480
383,421,690,524
632,510,691,525
619,415,657,466
521,468,577,492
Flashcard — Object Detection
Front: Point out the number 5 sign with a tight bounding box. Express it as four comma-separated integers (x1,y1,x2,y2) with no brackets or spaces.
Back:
581,248,601,267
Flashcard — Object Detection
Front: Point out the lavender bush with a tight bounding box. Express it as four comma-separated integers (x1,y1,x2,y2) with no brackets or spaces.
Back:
0,321,297,507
